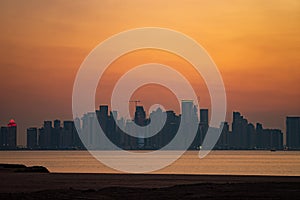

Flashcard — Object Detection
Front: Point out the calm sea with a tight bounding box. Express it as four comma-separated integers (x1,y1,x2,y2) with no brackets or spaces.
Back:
0,150,299,176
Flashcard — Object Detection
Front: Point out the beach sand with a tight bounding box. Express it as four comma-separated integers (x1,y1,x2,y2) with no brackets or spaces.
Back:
0,165,300,199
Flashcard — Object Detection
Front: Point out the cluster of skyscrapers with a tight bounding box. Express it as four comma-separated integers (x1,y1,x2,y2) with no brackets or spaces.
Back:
26,120,83,149
215,112,284,150
0,100,299,150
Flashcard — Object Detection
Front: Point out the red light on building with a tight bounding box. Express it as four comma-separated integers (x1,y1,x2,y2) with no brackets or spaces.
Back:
8,119,17,127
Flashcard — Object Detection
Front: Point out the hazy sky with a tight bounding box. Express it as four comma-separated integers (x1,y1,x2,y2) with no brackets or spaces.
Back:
0,0,299,145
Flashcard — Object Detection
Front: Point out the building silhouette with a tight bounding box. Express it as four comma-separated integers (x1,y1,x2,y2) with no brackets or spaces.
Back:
25,119,84,150
27,127,38,149
7,119,17,148
198,109,209,148
232,112,248,149
60,121,74,148
17,104,295,151
215,122,229,149
181,100,198,149
200,109,209,124
286,117,300,150
146,107,165,149
38,121,52,148
52,119,61,148
0,119,17,149
0,127,8,148
158,110,180,149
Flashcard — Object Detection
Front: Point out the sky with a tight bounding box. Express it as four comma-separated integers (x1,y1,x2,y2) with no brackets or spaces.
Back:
0,0,299,145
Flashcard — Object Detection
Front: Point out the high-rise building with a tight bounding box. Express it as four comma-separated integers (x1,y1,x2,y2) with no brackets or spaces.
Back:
7,119,17,148
164,110,180,149
232,112,248,149
73,117,83,148
82,112,100,149
27,127,38,149
107,111,118,147
125,120,137,149
134,106,146,126
181,100,193,123
181,100,198,149
96,105,109,133
247,123,256,149
134,106,146,148
264,129,283,150
0,127,8,148
147,107,165,149
38,127,45,147
200,109,209,124
74,117,81,130
198,109,209,148
286,117,300,149
43,121,52,147
52,119,61,147
215,122,229,149
61,121,74,148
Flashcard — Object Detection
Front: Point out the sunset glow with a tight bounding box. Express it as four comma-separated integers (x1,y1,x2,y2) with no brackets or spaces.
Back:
0,0,299,145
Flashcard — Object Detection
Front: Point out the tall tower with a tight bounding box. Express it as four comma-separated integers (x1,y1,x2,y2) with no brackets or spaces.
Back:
43,121,52,148
181,100,193,123
134,106,146,149
198,109,209,148
232,112,248,149
200,109,209,124
52,119,61,148
286,117,300,149
0,127,8,148
97,105,109,133
27,127,38,149
134,106,146,126
82,112,99,149
62,121,74,148
181,100,196,149
7,119,17,148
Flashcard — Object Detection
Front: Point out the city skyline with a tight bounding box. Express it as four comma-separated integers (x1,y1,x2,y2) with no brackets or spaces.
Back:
0,104,298,147
0,1,299,198
0,0,299,146
1,102,299,150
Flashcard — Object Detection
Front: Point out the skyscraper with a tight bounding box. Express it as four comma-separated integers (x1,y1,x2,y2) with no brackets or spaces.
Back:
181,100,193,123
125,120,137,149
52,119,61,147
232,112,248,149
134,106,146,126
38,127,45,147
27,127,38,149
82,112,100,149
43,121,52,148
0,126,8,148
181,100,198,149
200,109,209,124
215,122,229,149
61,121,74,148
147,107,165,149
134,106,146,148
286,117,300,149
198,109,209,148
96,105,109,133
7,119,17,148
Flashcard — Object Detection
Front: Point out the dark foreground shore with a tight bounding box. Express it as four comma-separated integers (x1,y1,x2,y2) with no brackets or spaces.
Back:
0,164,300,199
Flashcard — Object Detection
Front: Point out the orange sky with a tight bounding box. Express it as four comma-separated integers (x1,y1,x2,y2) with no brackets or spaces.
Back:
0,0,299,145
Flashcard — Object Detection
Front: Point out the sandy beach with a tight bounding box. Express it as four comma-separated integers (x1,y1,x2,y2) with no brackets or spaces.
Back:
0,165,300,199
